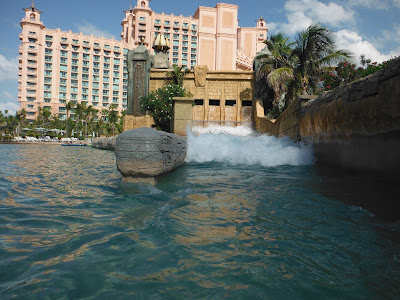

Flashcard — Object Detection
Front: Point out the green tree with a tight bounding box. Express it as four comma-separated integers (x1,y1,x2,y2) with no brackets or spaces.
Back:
290,24,352,95
83,105,96,139
65,101,75,138
169,65,188,86
108,104,119,136
75,103,86,139
37,106,52,129
140,84,191,132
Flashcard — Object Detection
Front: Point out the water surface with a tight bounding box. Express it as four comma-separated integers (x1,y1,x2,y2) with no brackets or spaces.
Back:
0,138,399,299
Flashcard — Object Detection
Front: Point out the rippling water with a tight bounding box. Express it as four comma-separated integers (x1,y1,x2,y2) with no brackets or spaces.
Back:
1,140,400,299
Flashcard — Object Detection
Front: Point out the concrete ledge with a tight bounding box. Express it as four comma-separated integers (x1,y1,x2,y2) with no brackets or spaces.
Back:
115,127,186,183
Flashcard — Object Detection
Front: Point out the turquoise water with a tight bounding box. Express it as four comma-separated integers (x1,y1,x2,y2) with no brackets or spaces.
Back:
1,139,400,299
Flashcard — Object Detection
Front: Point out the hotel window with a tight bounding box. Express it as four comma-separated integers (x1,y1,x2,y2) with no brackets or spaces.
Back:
113,71,119,77
104,63,110,69
113,98,119,104
191,36,197,42
44,78,52,83
44,99,51,103
191,24,197,30
182,41,188,47
71,87,78,93
174,21,180,27
164,20,170,26
92,96,99,101
60,93,66,99
173,46,179,51
61,37,68,42
191,31,197,35
72,59,78,65
83,54,89,60
82,67,89,73
173,34,179,40
93,89,99,95
155,19,161,25
182,47,188,52
60,58,67,64
104,44,111,50
191,54,197,59
113,91,119,96
72,52,79,58
183,22,188,28
71,66,78,72
27,97,35,102
60,51,68,57
94,56,100,62
45,35,53,41
44,85,51,91
71,73,78,79
45,63,52,69
113,85,119,91
182,59,187,65
165,28,170,33
174,29,179,33
93,76,99,82
45,49,52,54
182,53,188,58
104,77,109,83
191,42,197,48
82,61,89,67
44,92,52,98
72,46,79,51
93,83,99,88
172,58,178,64
60,79,67,84
104,70,110,76
191,60,196,66
82,88,88,94
114,58,120,64
191,48,197,53
173,52,178,58
183,30,188,34
183,35,188,41
103,91,109,96
103,83,109,89
60,71,67,78
28,38,37,43
71,80,78,86
173,41,179,46
82,95,88,100
113,78,120,84
27,67,36,71
93,69,100,75
70,94,78,100
103,96,109,101
59,86,67,92
46,42,52,47
114,65,120,70
104,57,110,63
82,81,89,87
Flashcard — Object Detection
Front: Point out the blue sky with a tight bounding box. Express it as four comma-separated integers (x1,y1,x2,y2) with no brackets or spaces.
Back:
1,0,400,114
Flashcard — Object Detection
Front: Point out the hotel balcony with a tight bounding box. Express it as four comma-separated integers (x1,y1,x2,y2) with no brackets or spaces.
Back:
19,34,23,40
72,40,80,46
173,23,180,29
19,56,23,62
27,77,36,83
28,32,38,38
27,63,37,68
164,22,171,27
93,44,100,50
114,47,121,53
60,39,69,45
27,48,37,54
28,56,37,61
27,70,37,76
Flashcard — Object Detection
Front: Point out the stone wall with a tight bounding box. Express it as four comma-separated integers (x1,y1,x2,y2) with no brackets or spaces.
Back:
255,57,400,174
150,68,254,128
92,137,117,150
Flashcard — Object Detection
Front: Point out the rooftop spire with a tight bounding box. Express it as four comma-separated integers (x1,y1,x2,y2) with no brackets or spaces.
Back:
32,0,35,9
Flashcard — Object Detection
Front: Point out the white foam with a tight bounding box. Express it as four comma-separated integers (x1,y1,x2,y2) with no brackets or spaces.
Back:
186,127,315,167
191,125,256,137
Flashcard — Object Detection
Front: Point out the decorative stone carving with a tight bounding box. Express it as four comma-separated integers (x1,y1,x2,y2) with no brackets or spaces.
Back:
194,65,207,87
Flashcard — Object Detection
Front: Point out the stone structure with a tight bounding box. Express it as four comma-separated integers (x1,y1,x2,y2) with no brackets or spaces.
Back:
171,97,195,136
91,136,117,150
150,67,255,131
254,57,400,175
115,128,187,183
152,33,170,69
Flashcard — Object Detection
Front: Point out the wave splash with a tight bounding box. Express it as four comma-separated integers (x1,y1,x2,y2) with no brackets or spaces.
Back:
186,126,315,166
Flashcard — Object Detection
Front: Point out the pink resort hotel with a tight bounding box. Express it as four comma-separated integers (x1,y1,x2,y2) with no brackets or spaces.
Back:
18,0,268,121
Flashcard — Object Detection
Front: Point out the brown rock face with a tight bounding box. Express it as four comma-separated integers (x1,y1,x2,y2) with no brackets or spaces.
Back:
115,128,187,183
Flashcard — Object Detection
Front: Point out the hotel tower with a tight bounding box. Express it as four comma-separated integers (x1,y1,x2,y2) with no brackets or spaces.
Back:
18,0,268,121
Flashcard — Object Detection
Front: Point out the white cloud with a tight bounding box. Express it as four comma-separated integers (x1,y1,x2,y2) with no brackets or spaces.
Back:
0,54,18,82
394,0,400,7
381,24,400,44
0,91,19,115
334,29,400,63
347,0,389,9
275,0,355,35
75,21,117,40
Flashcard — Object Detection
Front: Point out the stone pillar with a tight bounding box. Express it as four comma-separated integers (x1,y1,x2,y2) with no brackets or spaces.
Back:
172,97,195,136
124,44,154,131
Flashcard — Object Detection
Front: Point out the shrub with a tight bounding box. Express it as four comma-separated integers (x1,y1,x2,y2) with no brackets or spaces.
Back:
139,84,191,132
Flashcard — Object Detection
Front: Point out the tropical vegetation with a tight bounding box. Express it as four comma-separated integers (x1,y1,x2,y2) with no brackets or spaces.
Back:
1,103,125,140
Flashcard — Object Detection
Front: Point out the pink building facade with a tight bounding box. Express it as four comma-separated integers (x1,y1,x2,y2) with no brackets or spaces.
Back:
18,0,268,121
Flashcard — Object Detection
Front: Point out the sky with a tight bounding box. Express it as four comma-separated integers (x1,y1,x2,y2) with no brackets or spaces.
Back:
1,0,399,114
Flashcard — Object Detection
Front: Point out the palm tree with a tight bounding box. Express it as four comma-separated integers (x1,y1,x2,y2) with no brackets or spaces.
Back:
169,65,188,86
83,105,95,139
291,24,352,95
257,32,295,108
37,106,52,129
108,104,119,136
65,101,75,138
75,103,86,140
